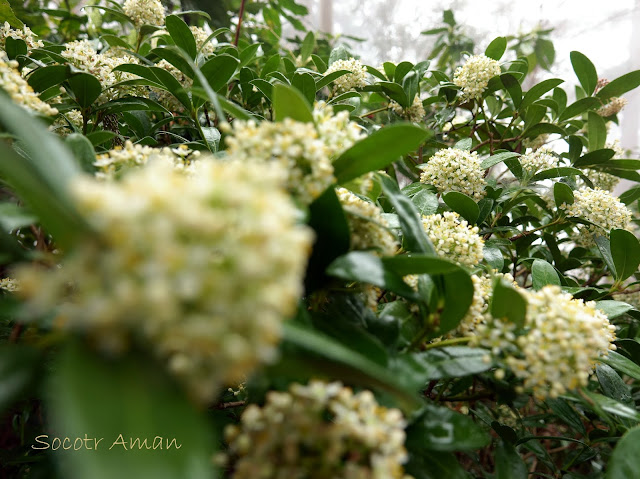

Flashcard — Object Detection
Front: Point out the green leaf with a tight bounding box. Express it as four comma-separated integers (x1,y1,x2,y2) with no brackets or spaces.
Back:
0,345,39,414
379,174,435,254
588,111,607,151
400,347,493,381
601,350,640,381
305,188,350,291
383,254,462,276
582,389,640,421
150,47,194,78
299,31,315,64
570,51,598,96
523,123,566,138
484,245,504,270
596,300,633,319
520,78,564,110
531,167,583,181
546,399,586,435
67,73,102,109
0,0,23,28
65,133,96,173
328,45,350,65
326,251,418,300
411,189,439,216
531,259,560,290
292,72,316,105
480,151,520,169
500,74,522,108
558,97,601,122
239,43,261,68
27,65,71,93
86,131,118,147
596,363,633,406
5,37,26,60
443,192,479,224
47,343,214,479
490,279,527,327
0,202,36,230
496,440,528,479
0,95,87,247
405,451,468,479
316,69,350,91
165,15,197,59
282,322,419,407
272,83,313,123
610,228,640,281
595,236,617,277
334,124,429,183
619,186,640,205
606,426,640,479
453,137,472,150
406,403,490,452
597,70,640,101
573,148,615,168
485,36,507,60
553,182,574,208
197,54,239,91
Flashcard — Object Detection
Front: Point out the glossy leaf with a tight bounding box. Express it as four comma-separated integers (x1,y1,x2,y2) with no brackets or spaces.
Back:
400,347,493,381
597,70,640,101
588,111,607,151
272,83,313,123
601,351,640,381
165,15,197,59
485,36,507,61
67,73,102,109
490,279,527,327
570,51,598,96
443,191,479,224
531,259,560,290
610,228,640,281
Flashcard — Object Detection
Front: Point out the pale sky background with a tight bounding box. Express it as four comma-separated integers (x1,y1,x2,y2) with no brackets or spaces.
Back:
297,0,640,154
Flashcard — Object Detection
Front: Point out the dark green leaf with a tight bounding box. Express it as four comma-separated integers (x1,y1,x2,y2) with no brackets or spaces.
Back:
0,0,23,28
588,111,606,151
480,151,520,169
400,347,493,381
299,31,315,64
523,123,566,138
292,72,316,105
606,426,640,479
573,148,615,168
326,251,418,300
490,279,527,327
601,351,640,380
520,78,564,110
411,189,438,216
406,403,490,452
150,47,194,78
619,186,640,205
47,343,214,479
597,70,640,101
559,97,600,122
27,65,70,93
570,51,598,96
64,133,96,173
67,73,102,109
546,399,586,435
531,167,583,181
272,83,313,123
596,363,633,406
485,37,507,60
595,236,617,277
531,259,560,289
334,124,429,183
500,73,522,108
554,182,574,208
443,192,479,223
484,245,504,270
5,37,26,60
328,45,350,65
383,254,461,276
198,54,239,91
610,228,640,281
165,15,197,59
0,345,39,413
496,440,528,479
596,300,633,319
315,69,350,90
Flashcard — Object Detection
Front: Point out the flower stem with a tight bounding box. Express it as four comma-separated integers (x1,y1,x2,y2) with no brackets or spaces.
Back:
423,336,473,350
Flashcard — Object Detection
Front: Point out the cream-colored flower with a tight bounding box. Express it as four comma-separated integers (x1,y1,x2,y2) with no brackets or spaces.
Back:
223,118,335,204
559,186,632,245
419,148,486,200
0,54,57,116
94,140,201,179
476,285,617,399
421,212,484,267
313,101,365,158
16,159,313,404
391,94,425,122
453,54,501,101
0,22,43,50
337,187,398,256
123,0,165,27
522,133,549,151
190,26,215,56
324,57,367,94
0,278,19,292
519,147,557,177
50,109,83,136
223,380,412,479
597,96,627,117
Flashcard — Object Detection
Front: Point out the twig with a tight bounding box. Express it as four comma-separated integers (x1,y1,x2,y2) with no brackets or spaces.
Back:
211,400,246,410
233,0,247,47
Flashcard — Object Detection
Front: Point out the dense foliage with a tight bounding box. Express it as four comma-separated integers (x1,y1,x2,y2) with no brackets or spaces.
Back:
2,1,640,477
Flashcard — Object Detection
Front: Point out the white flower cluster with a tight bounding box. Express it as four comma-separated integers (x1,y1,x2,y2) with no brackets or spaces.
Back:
190,26,215,56
223,380,412,479
0,277,19,292
453,54,501,101
421,212,484,267
94,140,201,179
223,118,335,204
519,147,557,177
419,148,486,200
324,57,367,94
16,159,313,403
50,109,83,136
476,285,617,399
391,94,425,123
337,187,399,256
61,41,143,103
560,186,632,245
313,101,365,158
0,54,58,116
597,97,627,117
123,0,166,27
522,133,549,151
0,22,43,50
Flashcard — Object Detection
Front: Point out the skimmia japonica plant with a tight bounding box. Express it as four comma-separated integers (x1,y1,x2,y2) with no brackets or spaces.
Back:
1,1,640,477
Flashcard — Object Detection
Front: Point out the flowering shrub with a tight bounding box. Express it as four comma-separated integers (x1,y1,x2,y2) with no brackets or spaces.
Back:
1,2,640,478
